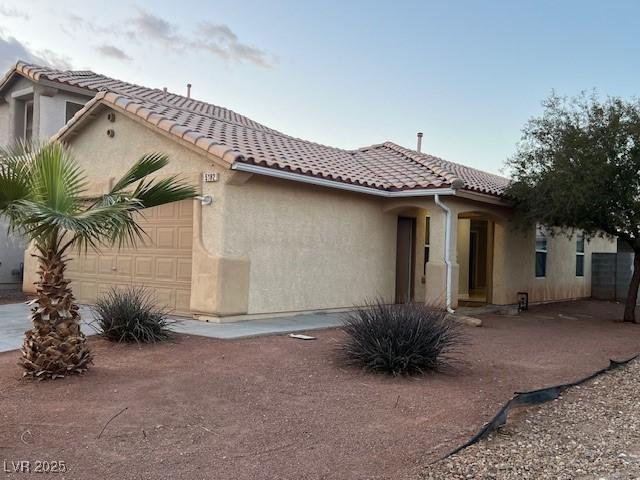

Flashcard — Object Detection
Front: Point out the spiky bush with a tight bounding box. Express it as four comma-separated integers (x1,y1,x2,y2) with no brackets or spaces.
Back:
338,299,465,375
91,287,175,343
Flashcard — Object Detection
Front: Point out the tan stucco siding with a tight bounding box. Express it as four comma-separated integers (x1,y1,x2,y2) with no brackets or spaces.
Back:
491,223,616,305
64,108,226,258
22,108,241,316
222,175,397,314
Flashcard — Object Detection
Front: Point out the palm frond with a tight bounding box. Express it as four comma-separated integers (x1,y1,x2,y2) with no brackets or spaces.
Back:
29,142,87,213
0,140,38,211
0,155,32,211
1,143,196,254
109,153,169,194
132,176,197,208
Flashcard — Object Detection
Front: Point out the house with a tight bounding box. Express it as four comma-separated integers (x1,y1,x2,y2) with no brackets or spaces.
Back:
0,64,98,289
3,62,615,320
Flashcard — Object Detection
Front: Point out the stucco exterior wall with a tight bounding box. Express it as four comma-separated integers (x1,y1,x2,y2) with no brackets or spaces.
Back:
491,222,616,305
38,91,93,139
222,175,397,314
0,103,10,146
386,196,616,308
24,108,235,316
0,79,30,286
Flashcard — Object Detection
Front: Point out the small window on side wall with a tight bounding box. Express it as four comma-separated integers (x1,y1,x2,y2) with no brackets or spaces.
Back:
576,232,585,277
24,101,34,141
65,102,85,123
423,217,430,274
535,225,547,278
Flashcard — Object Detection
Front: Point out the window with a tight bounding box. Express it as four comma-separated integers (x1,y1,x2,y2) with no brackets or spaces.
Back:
24,101,34,141
423,217,430,274
65,102,84,123
576,232,585,277
535,225,547,278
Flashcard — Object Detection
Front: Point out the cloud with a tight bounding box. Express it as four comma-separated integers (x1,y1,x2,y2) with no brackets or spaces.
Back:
58,9,275,69
96,44,131,62
0,31,71,71
128,10,273,68
0,6,29,21
131,8,181,45
195,21,273,68
198,23,237,43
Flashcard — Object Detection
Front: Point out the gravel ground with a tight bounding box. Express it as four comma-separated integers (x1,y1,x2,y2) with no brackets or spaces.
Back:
419,359,640,480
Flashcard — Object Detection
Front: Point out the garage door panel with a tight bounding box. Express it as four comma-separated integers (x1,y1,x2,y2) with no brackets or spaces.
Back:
177,258,192,281
81,256,96,274
116,256,134,276
176,290,191,312
156,227,176,249
179,201,193,218
73,281,97,303
156,203,176,219
155,257,177,281
67,200,193,315
178,227,192,250
66,258,80,274
134,257,154,278
154,287,175,308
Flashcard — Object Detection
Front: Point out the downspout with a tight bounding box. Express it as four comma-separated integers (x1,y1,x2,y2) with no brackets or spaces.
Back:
434,193,455,314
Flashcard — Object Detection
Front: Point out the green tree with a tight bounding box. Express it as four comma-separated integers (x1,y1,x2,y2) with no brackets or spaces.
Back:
506,93,640,322
0,142,196,378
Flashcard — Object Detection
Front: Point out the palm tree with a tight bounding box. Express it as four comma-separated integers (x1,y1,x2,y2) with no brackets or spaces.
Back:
0,142,196,379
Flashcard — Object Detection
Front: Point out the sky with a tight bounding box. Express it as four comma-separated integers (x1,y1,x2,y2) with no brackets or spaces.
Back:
0,0,638,176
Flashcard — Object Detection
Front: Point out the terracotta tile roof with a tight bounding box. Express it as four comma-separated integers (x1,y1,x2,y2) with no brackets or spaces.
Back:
8,61,510,196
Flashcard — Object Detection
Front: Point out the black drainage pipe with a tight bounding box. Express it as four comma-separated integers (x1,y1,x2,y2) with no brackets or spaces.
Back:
440,354,639,461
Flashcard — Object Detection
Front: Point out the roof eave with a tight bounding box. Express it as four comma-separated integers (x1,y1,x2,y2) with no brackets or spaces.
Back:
54,93,241,170
231,162,459,198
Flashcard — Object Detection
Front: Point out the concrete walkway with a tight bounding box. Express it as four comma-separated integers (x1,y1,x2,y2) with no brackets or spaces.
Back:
0,302,346,353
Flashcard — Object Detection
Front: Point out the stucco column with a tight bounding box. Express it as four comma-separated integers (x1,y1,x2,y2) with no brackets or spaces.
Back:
414,210,428,303
491,220,508,304
424,202,459,309
457,218,470,299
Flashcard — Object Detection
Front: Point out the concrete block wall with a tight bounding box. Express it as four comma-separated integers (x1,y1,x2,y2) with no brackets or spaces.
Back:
592,251,640,304
591,253,617,300
615,252,635,302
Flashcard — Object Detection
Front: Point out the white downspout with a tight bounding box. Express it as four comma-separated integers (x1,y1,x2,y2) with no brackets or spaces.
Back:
434,193,455,314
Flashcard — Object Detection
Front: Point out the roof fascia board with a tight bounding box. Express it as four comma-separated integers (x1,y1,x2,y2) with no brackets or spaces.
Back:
0,68,18,95
37,78,94,98
11,86,34,99
455,189,510,206
231,162,458,198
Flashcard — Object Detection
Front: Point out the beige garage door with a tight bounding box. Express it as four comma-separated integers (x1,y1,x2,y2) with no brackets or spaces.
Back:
67,200,193,315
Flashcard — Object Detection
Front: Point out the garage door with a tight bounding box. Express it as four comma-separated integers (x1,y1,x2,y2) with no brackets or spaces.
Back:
67,200,193,315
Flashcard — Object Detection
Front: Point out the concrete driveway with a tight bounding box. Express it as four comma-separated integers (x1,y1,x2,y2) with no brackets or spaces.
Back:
0,302,346,353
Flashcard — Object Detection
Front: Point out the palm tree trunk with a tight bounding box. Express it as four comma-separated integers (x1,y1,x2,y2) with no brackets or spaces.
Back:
623,249,640,323
20,251,93,378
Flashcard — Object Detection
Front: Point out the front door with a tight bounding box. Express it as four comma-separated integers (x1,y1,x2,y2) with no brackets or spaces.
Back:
395,217,415,303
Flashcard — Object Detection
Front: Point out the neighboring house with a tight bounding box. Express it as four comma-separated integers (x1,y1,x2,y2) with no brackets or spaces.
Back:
0,65,96,288
4,62,615,320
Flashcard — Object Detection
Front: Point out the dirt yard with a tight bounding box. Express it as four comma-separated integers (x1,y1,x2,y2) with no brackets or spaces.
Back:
0,300,638,480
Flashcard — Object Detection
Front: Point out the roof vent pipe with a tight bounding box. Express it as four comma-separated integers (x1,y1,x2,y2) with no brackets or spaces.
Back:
417,132,423,153
163,87,167,100
187,83,192,99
